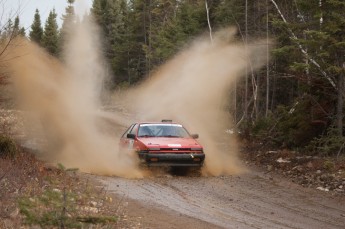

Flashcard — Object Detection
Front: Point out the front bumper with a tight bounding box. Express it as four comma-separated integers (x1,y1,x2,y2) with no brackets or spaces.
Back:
138,151,205,167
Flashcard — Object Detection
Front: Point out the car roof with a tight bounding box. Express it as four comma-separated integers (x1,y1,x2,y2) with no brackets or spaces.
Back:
136,122,180,125
131,119,174,124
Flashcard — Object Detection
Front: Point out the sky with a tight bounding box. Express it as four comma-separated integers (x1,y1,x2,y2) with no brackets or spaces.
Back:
1,0,93,30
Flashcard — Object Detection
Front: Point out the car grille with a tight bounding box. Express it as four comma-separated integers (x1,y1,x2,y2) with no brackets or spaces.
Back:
139,148,203,154
149,148,203,154
160,148,190,151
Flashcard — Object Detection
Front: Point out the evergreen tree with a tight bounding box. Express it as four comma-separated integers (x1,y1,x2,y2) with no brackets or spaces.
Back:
13,16,20,34
298,0,345,136
42,9,60,56
19,27,26,37
29,9,44,45
12,16,26,37
92,0,131,85
60,0,76,50
126,0,150,80
0,16,26,40
91,0,105,25
91,0,210,85
2,19,13,39
151,0,205,64
87,0,345,152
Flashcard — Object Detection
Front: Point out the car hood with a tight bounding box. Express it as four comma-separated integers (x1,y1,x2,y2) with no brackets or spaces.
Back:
138,137,202,148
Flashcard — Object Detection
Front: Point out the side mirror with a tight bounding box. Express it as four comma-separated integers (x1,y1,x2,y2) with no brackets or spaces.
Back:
191,134,199,139
127,133,136,139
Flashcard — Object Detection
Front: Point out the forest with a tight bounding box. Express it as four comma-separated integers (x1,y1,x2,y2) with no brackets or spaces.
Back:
1,0,345,157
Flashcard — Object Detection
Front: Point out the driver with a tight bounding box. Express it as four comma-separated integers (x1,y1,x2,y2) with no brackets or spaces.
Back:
138,126,152,136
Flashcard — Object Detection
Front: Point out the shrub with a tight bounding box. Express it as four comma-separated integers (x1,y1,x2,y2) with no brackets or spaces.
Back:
0,134,18,158
248,97,328,151
323,160,335,171
306,125,345,156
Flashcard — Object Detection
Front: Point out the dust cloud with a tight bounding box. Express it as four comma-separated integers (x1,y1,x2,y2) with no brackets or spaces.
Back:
4,17,142,178
125,29,267,176
3,14,267,177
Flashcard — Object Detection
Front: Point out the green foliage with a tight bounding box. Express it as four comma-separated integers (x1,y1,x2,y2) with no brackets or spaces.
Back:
91,0,210,86
307,125,345,156
29,9,44,45
275,102,323,148
251,116,274,137
57,163,79,172
60,0,76,52
213,0,243,28
17,162,113,228
271,46,295,58
57,162,66,171
13,16,21,36
19,188,79,228
42,9,60,56
11,0,345,153
92,0,131,85
76,215,117,224
18,187,116,228
323,160,335,171
250,96,329,150
0,16,25,39
290,62,309,72
0,135,18,159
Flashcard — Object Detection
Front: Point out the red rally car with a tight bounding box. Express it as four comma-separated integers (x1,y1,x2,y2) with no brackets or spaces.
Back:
120,120,205,167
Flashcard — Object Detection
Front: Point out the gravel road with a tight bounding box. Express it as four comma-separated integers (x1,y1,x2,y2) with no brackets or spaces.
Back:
3,109,343,228
96,168,345,229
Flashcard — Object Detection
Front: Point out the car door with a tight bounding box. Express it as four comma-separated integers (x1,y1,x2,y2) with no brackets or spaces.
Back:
127,124,139,150
119,124,134,148
120,124,139,150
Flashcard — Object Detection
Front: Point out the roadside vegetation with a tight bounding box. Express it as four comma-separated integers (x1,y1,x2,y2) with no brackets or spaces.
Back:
0,140,119,228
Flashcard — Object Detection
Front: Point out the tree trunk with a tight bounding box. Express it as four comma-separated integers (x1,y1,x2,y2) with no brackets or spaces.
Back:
205,0,213,43
244,0,248,121
265,0,269,117
337,72,344,136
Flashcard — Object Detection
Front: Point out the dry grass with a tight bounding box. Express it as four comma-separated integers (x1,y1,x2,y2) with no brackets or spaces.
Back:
0,147,120,229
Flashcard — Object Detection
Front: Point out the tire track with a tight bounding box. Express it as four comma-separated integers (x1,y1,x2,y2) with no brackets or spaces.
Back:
97,171,345,228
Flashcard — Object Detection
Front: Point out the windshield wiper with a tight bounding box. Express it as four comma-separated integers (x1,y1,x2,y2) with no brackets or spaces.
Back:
139,135,154,137
162,135,180,138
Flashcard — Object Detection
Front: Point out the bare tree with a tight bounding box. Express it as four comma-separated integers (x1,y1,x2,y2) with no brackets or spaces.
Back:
270,0,336,89
265,0,270,117
205,0,213,43
244,0,248,121
0,1,26,96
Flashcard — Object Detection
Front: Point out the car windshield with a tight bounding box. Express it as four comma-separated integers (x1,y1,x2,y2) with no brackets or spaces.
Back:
137,124,190,138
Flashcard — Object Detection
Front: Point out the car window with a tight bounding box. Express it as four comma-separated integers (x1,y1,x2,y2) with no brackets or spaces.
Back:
129,124,138,135
122,124,134,138
138,124,190,138
138,125,155,137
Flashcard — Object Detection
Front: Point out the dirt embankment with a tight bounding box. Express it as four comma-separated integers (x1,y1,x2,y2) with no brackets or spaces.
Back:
241,143,345,195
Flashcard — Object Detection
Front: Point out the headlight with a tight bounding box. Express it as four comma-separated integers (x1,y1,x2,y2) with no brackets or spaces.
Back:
148,147,160,151
191,148,202,151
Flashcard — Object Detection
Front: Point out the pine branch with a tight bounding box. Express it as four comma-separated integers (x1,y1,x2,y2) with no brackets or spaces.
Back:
270,0,337,89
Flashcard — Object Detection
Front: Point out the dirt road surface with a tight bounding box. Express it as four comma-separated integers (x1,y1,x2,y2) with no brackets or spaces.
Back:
94,168,345,229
